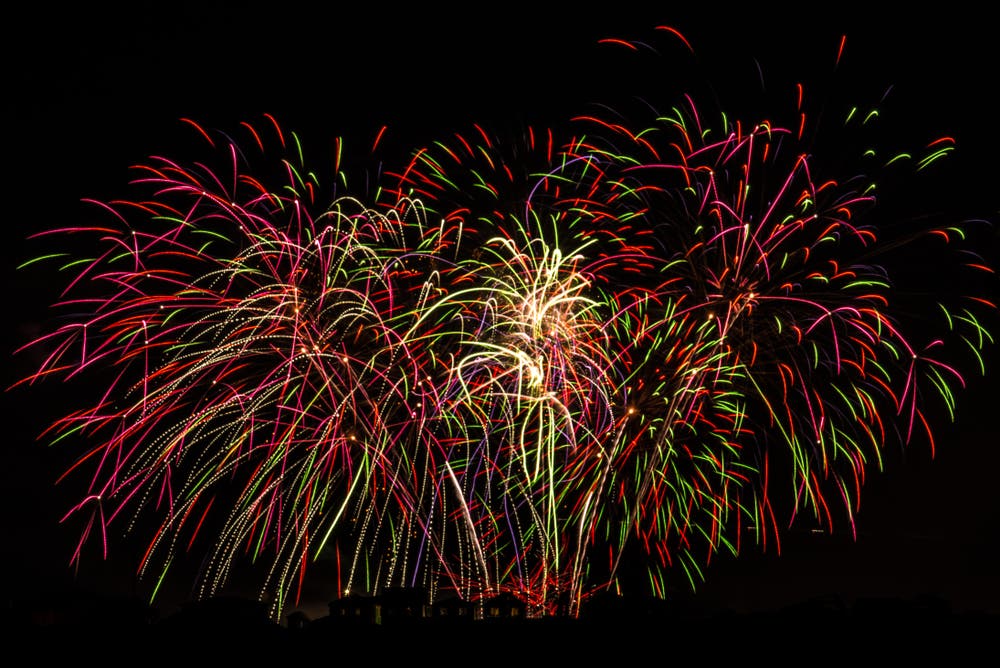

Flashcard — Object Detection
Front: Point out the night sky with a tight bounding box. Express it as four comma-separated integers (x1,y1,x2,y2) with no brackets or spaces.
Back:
3,4,998,628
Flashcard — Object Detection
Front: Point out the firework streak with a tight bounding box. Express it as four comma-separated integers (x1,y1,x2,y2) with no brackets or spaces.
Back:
15,32,995,620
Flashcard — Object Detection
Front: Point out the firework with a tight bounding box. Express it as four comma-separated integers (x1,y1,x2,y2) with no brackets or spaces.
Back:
14,28,994,621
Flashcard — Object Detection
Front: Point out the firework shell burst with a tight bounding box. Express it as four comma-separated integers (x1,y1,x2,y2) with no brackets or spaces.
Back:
15,28,995,620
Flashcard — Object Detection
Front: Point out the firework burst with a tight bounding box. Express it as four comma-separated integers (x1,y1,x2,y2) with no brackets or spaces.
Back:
14,28,994,621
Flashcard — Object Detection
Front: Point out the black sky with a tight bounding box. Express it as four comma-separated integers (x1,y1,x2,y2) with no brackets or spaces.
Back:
3,4,998,622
